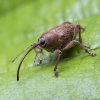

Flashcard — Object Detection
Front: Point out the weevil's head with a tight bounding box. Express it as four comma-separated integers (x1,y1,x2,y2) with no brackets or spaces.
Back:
38,32,58,52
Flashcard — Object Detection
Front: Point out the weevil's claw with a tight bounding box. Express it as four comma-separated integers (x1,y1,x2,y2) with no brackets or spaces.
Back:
34,59,42,66
84,47,97,57
81,27,86,32
40,59,42,64
54,71,58,77
34,61,40,66
91,53,97,57
34,61,38,66
83,45,97,57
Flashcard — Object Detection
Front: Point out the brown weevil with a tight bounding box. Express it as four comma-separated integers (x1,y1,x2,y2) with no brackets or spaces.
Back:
12,21,96,81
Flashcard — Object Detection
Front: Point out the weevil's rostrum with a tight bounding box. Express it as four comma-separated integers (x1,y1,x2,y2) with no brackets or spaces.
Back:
12,21,96,81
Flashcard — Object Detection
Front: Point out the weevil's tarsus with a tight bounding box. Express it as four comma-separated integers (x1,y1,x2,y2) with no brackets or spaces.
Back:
54,71,59,77
62,40,96,57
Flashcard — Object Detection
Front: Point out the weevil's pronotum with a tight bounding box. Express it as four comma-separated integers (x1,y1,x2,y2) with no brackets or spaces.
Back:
12,21,96,81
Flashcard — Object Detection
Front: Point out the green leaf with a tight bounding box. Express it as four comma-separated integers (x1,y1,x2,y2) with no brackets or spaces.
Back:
0,0,100,100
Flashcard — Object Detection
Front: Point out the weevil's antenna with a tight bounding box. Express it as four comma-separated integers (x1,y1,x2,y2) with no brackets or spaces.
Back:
17,43,40,81
12,44,33,62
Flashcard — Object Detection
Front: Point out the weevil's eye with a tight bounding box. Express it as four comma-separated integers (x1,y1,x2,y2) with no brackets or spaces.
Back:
40,38,45,44
39,37,46,47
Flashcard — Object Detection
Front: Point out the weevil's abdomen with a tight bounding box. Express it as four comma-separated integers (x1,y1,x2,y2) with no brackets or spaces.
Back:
53,24,75,48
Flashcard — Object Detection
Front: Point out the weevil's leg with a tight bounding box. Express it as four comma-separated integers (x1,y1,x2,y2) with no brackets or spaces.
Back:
54,50,62,77
34,48,42,66
62,40,96,56
73,24,85,43
62,21,72,25
78,28,82,44
74,24,89,48
73,24,82,43
33,44,43,66
79,24,85,43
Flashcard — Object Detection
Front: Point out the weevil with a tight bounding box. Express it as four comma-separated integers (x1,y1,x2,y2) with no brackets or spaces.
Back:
12,21,96,81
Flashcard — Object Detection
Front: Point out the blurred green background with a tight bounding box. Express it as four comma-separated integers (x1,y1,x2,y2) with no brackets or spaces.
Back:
0,0,100,100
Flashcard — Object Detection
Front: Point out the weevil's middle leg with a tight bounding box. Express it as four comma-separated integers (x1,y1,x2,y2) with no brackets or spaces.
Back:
54,50,62,77
62,40,96,56
33,43,43,66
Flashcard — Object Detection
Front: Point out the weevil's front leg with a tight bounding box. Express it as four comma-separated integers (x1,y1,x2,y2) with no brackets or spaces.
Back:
33,43,43,66
54,50,62,77
62,40,96,56
34,47,42,66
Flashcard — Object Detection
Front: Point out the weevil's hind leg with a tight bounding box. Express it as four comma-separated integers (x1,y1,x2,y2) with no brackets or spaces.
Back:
62,21,72,25
78,24,85,43
73,24,90,49
33,44,43,66
54,50,62,77
73,23,83,43
62,40,96,56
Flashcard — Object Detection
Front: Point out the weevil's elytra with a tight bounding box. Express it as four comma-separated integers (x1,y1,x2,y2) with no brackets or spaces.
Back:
12,21,96,81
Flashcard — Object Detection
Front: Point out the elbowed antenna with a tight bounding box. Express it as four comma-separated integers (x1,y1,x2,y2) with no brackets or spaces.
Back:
17,43,40,81
12,45,33,62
